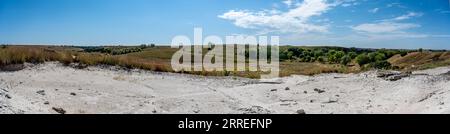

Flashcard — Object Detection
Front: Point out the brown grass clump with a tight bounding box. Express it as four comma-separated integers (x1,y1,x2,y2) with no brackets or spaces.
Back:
388,52,450,70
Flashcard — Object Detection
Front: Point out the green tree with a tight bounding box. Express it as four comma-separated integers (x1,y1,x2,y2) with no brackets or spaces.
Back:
348,52,357,59
367,52,378,62
374,53,386,61
335,51,345,60
370,61,392,69
340,55,351,65
287,51,294,60
356,54,370,66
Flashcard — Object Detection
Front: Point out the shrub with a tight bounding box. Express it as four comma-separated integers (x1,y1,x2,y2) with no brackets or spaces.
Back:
369,60,392,69
356,54,370,66
340,55,351,65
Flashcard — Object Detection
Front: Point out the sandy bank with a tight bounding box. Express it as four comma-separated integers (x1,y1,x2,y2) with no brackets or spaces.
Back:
1,62,449,114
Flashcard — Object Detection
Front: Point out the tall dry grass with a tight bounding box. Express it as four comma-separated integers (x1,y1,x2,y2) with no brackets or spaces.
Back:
0,46,173,72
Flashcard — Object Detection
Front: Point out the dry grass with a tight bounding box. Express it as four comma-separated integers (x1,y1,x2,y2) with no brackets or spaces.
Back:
2,45,449,78
388,52,450,70
0,46,173,72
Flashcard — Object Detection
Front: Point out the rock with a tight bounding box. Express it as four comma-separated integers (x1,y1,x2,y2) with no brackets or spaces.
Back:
5,94,11,99
324,97,339,103
303,91,308,94
0,64,25,71
377,71,410,81
70,93,76,96
270,89,277,92
285,87,290,90
36,90,46,96
44,101,50,105
296,109,306,114
239,106,271,114
377,71,400,78
152,110,157,113
52,107,66,114
313,88,325,93
193,110,200,113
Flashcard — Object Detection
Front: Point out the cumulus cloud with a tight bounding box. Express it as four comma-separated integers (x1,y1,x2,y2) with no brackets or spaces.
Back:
218,0,332,34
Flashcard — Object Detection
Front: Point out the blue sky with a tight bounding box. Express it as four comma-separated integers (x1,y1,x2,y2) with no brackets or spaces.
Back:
1,0,450,49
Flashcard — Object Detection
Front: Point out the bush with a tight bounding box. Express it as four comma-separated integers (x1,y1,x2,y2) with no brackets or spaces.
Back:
369,60,392,69
356,54,370,66
340,55,351,65
374,53,386,61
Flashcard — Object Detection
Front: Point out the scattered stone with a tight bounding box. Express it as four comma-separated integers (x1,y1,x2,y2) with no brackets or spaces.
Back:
285,87,290,90
0,64,25,71
5,94,11,99
296,109,306,114
239,106,271,114
377,71,410,81
324,97,338,103
36,90,45,96
193,110,200,113
310,100,314,103
313,88,325,93
70,93,77,96
270,89,277,92
44,101,50,105
303,91,308,94
280,99,294,102
280,103,290,106
52,107,66,114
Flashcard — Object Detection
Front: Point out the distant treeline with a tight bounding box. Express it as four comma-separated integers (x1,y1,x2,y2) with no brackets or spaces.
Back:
77,44,155,55
279,46,441,69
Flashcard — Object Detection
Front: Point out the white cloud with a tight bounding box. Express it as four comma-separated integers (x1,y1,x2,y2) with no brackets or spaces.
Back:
283,0,294,7
352,22,420,33
218,0,332,34
352,12,423,33
434,9,450,14
389,12,423,21
386,2,407,8
332,0,359,7
368,8,379,13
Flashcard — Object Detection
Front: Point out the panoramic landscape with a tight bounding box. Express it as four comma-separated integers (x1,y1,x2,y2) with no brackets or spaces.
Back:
1,0,450,114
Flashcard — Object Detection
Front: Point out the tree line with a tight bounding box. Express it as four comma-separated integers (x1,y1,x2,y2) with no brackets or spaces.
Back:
279,46,414,69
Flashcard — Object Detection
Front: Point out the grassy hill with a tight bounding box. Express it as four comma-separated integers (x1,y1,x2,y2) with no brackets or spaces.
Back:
1,44,448,78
